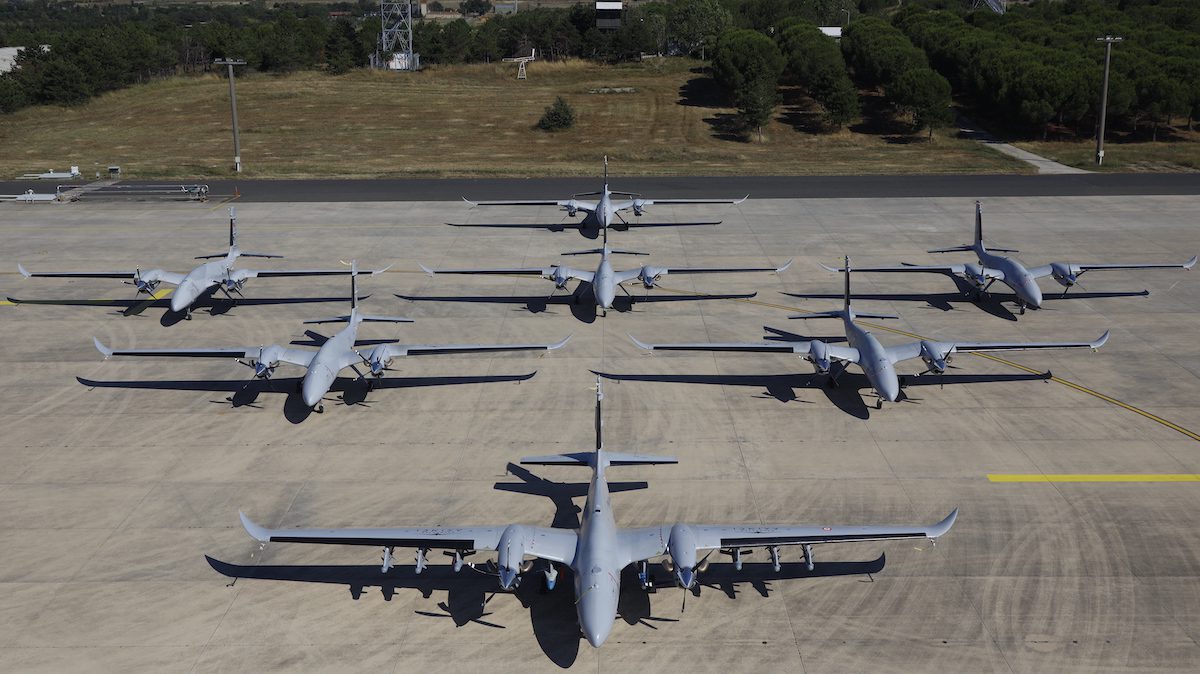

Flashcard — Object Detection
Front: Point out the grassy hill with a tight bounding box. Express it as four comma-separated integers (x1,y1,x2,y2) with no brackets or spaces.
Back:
0,59,1030,179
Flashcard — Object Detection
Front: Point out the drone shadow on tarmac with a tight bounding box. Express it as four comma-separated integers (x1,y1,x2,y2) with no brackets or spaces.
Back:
6,291,355,326
783,276,1149,322
75,372,535,424
396,286,755,325
592,368,1052,420
207,462,885,667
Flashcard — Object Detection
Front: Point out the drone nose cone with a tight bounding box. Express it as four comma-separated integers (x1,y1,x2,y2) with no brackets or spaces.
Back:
169,290,191,313
678,568,695,590
1025,281,1043,308
498,567,518,591
301,374,326,409
880,378,901,403
580,613,613,647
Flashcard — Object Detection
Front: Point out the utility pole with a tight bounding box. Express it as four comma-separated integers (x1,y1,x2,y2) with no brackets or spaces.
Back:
841,8,851,27
214,58,247,173
1095,36,1123,166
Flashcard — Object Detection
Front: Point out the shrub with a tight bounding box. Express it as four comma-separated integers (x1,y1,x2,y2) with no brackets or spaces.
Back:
537,96,576,131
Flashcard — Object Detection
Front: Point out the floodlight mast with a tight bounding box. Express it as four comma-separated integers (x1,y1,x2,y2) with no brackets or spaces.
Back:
1095,35,1124,166
214,58,247,173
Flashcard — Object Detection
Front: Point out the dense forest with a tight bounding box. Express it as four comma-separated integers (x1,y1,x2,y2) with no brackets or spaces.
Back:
1,0,1198,144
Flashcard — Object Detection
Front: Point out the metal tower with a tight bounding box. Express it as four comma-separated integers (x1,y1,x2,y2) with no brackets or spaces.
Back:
372,0,419,70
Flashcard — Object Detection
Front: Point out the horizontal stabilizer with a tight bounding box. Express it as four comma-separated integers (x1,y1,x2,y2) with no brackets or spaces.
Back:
302,314,414,324
520,452,677,466
926,245,975,254
788,311,845,320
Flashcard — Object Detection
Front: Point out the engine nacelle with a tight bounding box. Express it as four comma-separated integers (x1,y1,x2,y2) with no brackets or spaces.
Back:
565,201,578,217
918,340,948,374
252,345,285,380
805,340,831,374
549,267,572,289
1050,262,1081,288
638,265,668,289
495,524,529,590
666,524,699,589
365,344,392,377
962,263,988,288
632,199,647,216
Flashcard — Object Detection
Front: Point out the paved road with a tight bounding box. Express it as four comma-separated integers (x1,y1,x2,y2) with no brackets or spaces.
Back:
5,173,1200,203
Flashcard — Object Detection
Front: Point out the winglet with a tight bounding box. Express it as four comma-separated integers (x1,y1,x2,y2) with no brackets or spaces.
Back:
775,259,794,273
818,261,842,273
1184,255,1197,270
369,264,394,276
548,334,573,350
17,263,31,278
1090,330,1111,351
927,508,958,540
418,263,436,276
462,196,478,207
239,511,273,542
93,337,113,359
627,334,655,350
733,195,749,205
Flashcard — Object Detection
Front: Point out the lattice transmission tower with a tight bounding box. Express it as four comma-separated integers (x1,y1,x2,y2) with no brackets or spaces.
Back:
372,0,419,70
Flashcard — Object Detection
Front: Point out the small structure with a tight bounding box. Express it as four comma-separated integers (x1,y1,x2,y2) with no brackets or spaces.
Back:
18,166,80,181
818,27,842,40
596,0,621,30
503,48,536,80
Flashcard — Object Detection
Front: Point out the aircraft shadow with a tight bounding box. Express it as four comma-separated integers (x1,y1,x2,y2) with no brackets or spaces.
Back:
447,220,719,240
75,373,536,424
397,286,754,324
494,463,648,529
593,370,1050,419
6,293,354,326
783,281,1149,322
205,550,883,666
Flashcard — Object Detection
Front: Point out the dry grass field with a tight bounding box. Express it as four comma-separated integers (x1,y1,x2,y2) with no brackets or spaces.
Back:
1016,130,1200,173
0,59,1027,179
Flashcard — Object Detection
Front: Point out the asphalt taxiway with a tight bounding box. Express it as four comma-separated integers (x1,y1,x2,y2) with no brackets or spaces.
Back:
1,190,1199,672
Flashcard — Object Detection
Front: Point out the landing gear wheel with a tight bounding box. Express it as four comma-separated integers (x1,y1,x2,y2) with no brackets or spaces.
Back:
315,403,325,414
875,398,883,410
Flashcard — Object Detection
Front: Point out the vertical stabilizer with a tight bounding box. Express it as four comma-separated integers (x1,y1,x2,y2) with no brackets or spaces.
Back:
350,259,359,312
594,376,604,452
229,207,238,249
974,200,984,252
603,155,609,190
842,255,853,318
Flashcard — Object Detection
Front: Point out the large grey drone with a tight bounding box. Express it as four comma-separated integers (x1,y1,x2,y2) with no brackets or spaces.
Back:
419,231,790,316
92,263,569,412
237,378,957,647
454,155,747,235
828,201,1195,314
18,208,385,317
630,258,1108,408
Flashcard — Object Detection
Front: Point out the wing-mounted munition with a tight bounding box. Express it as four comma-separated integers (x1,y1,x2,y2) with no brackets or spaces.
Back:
231,378,956,646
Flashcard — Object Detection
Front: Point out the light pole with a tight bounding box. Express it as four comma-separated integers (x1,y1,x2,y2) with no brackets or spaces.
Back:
215,58,247,173
841,8,851,27
1094,36,1122,166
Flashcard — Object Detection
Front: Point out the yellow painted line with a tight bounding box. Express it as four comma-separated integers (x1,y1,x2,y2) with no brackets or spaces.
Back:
650,285,1200,443
0,300,14,306
989,474,1200,483
206,194,239,212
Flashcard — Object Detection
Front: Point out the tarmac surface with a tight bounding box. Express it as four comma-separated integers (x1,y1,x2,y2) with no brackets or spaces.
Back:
2,191,1200,672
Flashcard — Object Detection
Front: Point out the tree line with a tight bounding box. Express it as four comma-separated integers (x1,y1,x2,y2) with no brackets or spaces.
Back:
894,1,1200,140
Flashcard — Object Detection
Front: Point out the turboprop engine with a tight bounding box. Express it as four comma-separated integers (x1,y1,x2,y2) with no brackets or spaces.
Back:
803,340,832,374
363,344,393,377
130,268,160,295
495,525,534,590
565,200,579,217
547,267,573,289
247,345,286,379
632,198,647,216
918,340,949,374
962,263,992,289
662,524,707,589
1049,262,1083,288
637,265,669,289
